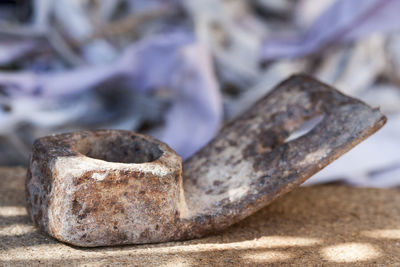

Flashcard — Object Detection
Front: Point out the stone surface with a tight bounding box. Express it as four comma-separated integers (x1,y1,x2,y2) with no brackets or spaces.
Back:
25,74,386,247
2,167,400,266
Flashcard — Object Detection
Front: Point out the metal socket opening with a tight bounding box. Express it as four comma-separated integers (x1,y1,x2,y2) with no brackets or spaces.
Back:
78,134,163,164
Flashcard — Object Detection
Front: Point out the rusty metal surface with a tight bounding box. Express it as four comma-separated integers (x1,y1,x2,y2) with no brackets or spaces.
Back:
26,131,184,247
25,74,386,247
179,74,387,239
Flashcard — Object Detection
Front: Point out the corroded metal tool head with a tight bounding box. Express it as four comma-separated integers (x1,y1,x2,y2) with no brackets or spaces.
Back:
26,74,386,247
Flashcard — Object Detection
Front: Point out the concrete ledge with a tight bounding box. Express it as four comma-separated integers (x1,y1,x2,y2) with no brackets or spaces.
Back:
1,167,399,266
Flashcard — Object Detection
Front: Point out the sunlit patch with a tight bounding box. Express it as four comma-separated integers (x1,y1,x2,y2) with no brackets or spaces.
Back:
241,251,293,263
361,229,400,239
0,206,27,217
253,236,321,248
321,242,381,262
0,236,322,261
0,224,35,236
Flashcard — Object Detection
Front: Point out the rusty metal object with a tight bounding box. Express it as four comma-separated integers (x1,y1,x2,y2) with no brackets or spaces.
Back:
25,132,184,246
26,74,386,247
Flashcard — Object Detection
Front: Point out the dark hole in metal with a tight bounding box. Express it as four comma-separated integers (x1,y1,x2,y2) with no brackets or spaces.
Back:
78,135,163,164
285,114,325,143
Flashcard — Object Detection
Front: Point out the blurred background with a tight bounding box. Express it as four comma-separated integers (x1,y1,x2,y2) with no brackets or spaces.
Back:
0,0,399,187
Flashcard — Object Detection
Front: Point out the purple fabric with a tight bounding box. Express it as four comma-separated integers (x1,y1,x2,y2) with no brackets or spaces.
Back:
262,0,400,60
0,40,38,65
0,32,222,160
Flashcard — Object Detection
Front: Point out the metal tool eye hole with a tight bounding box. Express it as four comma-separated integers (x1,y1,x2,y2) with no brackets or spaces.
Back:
78,134,163,164
285,114,324,143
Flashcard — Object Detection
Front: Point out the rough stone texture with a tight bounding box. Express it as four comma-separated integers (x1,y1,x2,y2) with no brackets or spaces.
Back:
26,131,184,247
25,74,386,247
2,167,400,266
